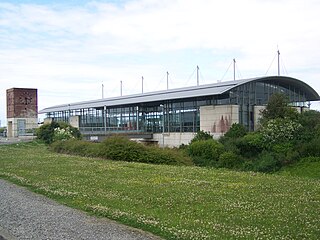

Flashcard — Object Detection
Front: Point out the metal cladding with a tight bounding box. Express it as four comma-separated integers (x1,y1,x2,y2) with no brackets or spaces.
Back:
39,76,320,113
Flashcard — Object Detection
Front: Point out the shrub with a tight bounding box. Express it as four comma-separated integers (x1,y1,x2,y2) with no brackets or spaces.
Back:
271,142,299,165
190,130,212,143
298,137,320,158
297,110,320,141
143,147,193,166
221,123,247,141
51,136,193,166
252,152,281,173
299,156,320,163
236,132,264,158
188,139,224,167
99,136,146,162
221,138,241,155
36,121,81,144
51,139,100,158
218,151,243,169
260,118,302,146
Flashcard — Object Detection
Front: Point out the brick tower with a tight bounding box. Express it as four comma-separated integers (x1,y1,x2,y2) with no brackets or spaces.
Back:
6,88,38,137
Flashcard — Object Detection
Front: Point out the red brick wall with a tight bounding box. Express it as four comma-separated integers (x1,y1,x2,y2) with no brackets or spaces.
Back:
6,88,38,118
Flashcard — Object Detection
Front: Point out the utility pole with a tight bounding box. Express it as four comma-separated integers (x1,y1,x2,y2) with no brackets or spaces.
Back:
142,76,144,94
196,65,199,86
277,50,280,76
166,71,169,90
233,59,236,81
101,82,104,98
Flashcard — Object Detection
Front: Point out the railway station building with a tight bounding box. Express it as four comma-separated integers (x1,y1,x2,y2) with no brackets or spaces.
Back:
39,76,320,147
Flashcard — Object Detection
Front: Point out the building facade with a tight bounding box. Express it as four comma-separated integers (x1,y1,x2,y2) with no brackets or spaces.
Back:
39,76,320,147
7,88,38,138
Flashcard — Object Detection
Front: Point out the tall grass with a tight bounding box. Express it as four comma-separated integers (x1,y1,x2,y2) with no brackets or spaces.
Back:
51,137,193,166
0,142,319,239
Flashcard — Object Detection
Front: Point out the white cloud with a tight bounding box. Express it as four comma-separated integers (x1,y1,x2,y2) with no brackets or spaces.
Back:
1,0,320,125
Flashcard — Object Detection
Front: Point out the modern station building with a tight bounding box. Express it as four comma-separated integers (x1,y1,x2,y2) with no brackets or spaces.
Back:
39,76,320,147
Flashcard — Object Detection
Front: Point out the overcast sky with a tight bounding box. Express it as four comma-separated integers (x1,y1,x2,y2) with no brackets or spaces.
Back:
1,0,320,126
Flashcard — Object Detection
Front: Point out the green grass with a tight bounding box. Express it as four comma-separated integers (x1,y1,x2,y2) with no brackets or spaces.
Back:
278,158,320,180
0,142,320,239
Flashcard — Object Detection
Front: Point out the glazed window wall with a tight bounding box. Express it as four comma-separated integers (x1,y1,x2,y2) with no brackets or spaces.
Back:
45,81,309,133
230,81,308,130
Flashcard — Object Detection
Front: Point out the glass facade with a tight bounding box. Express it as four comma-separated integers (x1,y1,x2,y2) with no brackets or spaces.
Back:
45,80,311,133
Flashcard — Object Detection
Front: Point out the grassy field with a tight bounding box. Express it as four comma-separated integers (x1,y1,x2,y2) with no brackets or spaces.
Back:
0,142,319,239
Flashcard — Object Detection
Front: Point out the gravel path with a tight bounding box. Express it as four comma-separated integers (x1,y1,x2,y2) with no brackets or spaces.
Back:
0,179,162,240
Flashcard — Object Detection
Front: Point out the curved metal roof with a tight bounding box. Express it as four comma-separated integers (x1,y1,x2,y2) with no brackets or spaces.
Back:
39,76,320,113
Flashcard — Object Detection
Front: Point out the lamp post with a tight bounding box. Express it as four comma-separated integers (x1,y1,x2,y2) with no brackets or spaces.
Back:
160,104,165,147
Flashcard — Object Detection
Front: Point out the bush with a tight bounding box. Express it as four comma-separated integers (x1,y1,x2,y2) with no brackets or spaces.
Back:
221,138,241,155
36,121,81,144
236,132,264,158
220,123,247,142
188,139,224,167
218,151,243,169
190,130,212,143
252,152,281,173
297,110,320,141
51,136,193,166
260,118,302,146
99,136,146,162
298,137,320,158
144,146,193,166
271,142,299,165
51,139,100,158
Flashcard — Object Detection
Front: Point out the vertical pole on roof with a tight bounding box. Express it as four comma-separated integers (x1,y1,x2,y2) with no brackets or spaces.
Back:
136,106,139,132
163,105,165,147
233,59,236,81
277,50,280,76
196,65,199,86
142,76,144,94
104,105,107,135
120,81,123,96
166,71,169,90
102,82,104,99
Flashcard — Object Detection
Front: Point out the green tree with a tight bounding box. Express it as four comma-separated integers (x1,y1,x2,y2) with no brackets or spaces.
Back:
297,110,320,141
260,93,298,124
36,121,81,144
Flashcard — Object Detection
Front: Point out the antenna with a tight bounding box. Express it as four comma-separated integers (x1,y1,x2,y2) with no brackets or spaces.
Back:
277,49,280,76
233,59,236,81
142,76,144,94
166,71,169,90
120,81,123,96
101,82,104,99
197,65,199,86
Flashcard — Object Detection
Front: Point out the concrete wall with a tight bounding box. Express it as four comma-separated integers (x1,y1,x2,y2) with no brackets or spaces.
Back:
44,118,53,124
253,105,265,130
200,105,239,136
153,132,196,148
7,117,38,138
69,116,80,128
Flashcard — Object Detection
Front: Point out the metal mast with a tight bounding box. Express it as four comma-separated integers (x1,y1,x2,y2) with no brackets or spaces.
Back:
142,76,144,94
277,50,280,76
120,81,123,96
166,71,169,90
233,59,236,81
101,82,104,99
197,65,199,86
